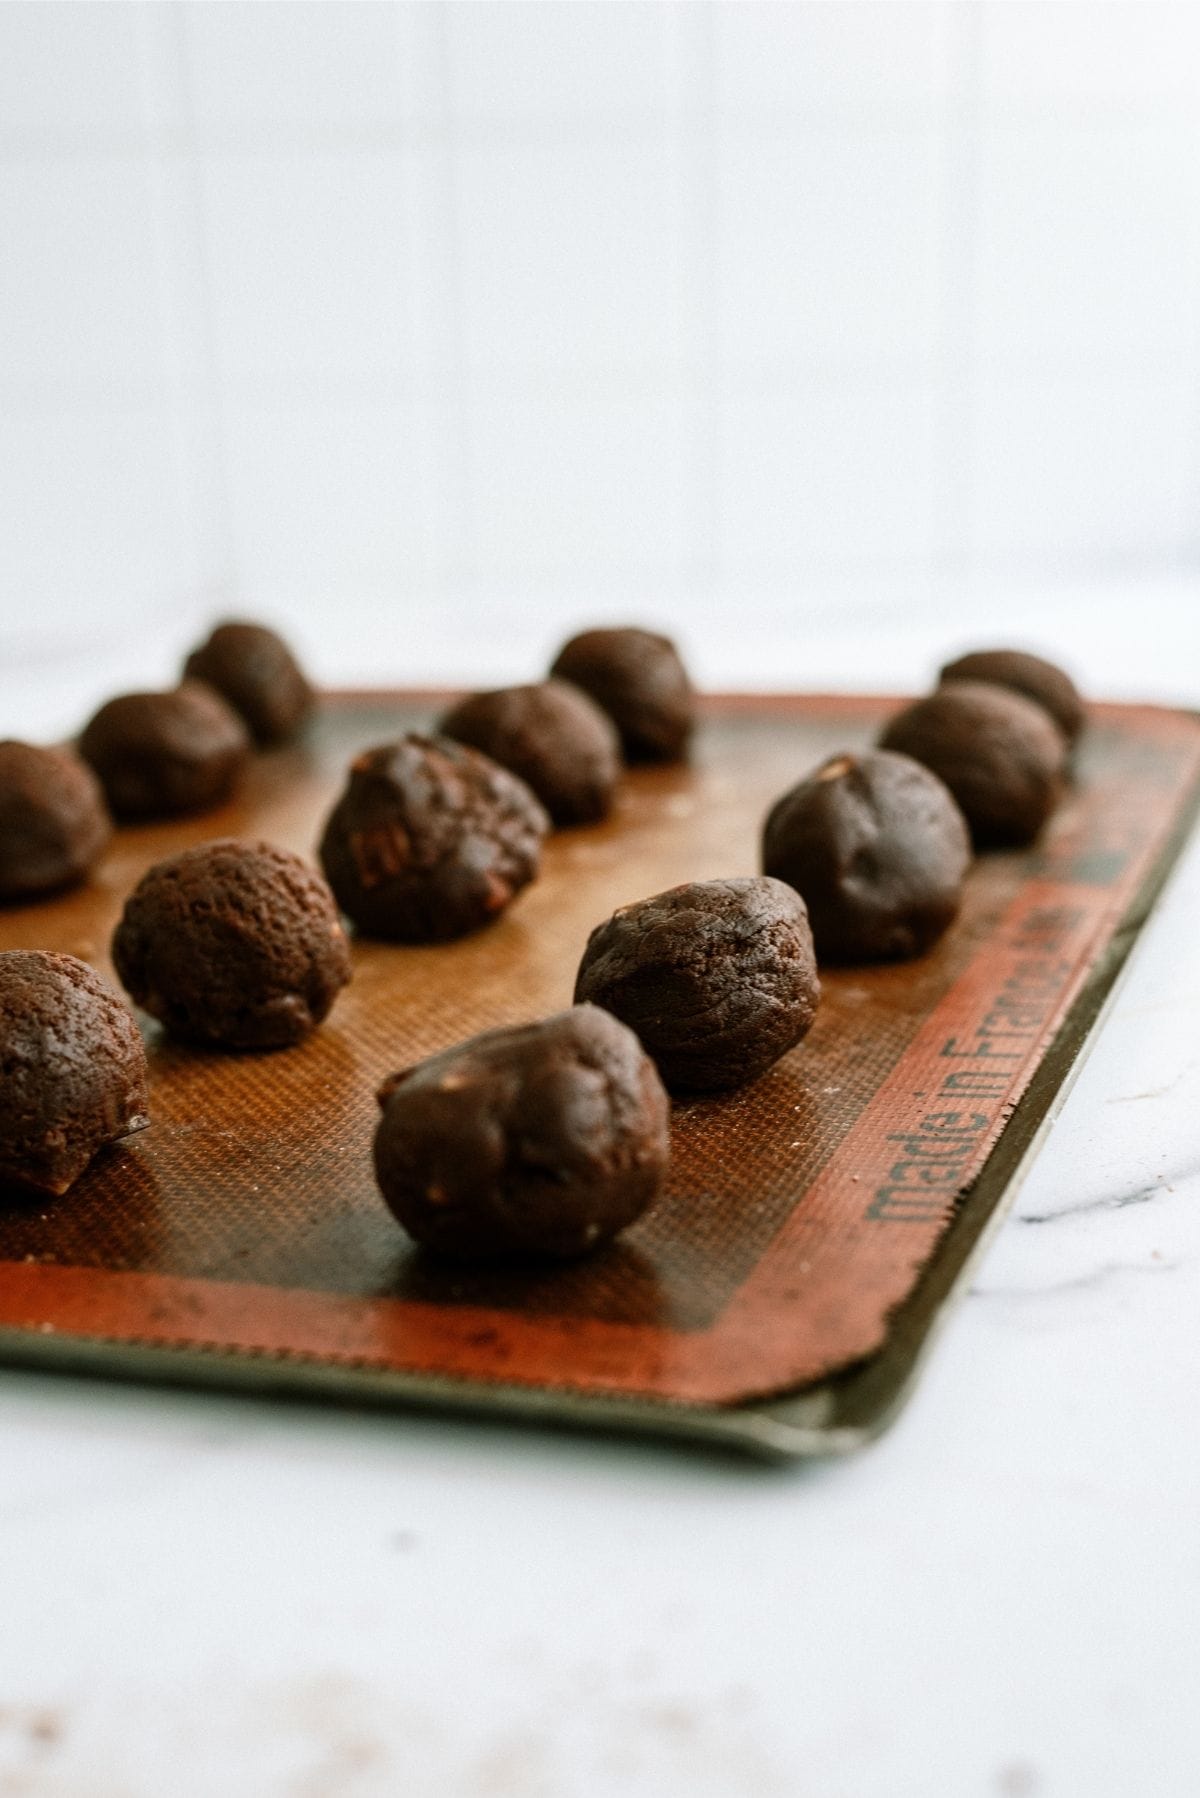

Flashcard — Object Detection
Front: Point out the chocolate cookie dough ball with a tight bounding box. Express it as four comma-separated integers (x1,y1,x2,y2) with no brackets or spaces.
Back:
0,951,149,1196
79,683,250,821
0,741,111,902
112,840,351,1049
184,619,315,746
939,647,1084,746
575,876,819,1095
439,680,620,826
879,681,1067,847
318,735,548,943
374,1005,670,1260
763,750,971,963
550,627,694,762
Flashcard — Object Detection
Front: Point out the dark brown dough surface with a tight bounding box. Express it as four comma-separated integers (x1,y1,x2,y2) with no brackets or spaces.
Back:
112,839,351,1049
79,683,250,821
440,679,620,826
374,1005,669,1260
318,734,548,942
762,749,971,963
939,647,1084,745
0,950,149,1196
574,875,819,1095
184,619,315,746
879,681,1067,847
0,741,111,901
550,627,694,762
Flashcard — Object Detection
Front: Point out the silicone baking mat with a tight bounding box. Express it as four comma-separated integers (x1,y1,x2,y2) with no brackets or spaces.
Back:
1,693,1197,1458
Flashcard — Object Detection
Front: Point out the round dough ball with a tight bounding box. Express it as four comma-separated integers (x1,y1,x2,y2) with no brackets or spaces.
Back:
938,647,1084,745
374,1004,670,1260
879,681,1067,847
0,950,149,1196
112,839,351,1049
574,875,819,1095
318,734,548,942
762,749,971,963
440,679,620,826
0,741,111,901
550,626,694,762
79,683,250,821
184,619,315,746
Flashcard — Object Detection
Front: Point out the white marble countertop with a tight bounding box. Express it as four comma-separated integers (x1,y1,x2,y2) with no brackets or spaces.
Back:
2,581,1199,1797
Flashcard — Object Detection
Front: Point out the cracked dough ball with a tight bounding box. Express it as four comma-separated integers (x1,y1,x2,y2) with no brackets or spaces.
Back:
879,681,1067,847
0,741,111,901
938,647,1084,746
79,683,250,821
318,734,548,942
763,749,970,962
440,679,620,826
550,627,694,763
574,875,819,1095
374,1004,669,1260
0,950,148,1196
112,839,351,1049
184,619,315,746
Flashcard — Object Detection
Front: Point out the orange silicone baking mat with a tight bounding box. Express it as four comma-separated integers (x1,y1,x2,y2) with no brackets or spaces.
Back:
1,693,1197,1452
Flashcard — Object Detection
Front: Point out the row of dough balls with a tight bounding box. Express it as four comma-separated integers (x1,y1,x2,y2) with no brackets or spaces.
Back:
0,643,1082,1265
0,623,692,904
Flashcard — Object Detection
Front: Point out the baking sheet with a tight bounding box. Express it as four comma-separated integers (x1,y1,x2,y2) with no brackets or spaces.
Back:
1,693,1197,1458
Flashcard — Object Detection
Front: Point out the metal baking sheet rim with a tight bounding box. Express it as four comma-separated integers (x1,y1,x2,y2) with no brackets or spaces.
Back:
1,758,1195,1463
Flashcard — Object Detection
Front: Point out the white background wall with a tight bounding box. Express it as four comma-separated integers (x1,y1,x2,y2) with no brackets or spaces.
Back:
1,0,1198,731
